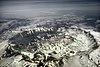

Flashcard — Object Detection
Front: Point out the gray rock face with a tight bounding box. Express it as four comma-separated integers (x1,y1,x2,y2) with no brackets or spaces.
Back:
0,20,99,67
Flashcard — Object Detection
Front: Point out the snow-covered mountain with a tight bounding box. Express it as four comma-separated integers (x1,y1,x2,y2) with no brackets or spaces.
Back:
0,14,100,67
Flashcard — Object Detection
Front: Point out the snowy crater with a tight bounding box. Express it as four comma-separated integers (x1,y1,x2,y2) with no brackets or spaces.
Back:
0,22,99,67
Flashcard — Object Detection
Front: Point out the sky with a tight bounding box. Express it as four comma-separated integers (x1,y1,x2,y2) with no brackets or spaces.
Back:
0,0,100,2
0,0,100,18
